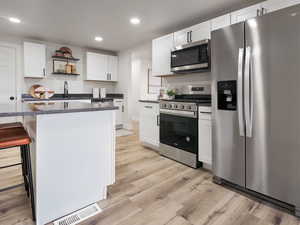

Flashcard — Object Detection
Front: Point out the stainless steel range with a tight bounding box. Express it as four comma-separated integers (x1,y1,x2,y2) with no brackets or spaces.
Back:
159,85,211,168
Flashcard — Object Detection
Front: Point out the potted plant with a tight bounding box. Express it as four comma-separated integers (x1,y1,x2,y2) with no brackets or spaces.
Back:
166,89,176,100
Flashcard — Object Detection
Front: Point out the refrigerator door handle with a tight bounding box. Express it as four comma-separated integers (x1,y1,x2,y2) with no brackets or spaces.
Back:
245,46,253,137
238,48,245,137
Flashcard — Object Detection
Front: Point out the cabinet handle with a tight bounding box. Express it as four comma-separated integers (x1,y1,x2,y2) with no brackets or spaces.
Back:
187,32,189,43
107,73,109,80
122,105,124,112
144,106,152,109
189,31,192,43
157,115,160,126
200,111,212,114
257,9,260,16
43,68,46,76
261,7,266,15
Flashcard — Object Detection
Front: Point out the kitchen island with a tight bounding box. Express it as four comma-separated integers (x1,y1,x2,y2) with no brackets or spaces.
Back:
0,101,117,225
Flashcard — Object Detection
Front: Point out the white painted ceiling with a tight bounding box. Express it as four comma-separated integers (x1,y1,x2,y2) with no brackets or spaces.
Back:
0,0,263,52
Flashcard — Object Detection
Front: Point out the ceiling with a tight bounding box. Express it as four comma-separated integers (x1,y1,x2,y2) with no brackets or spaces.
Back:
0,0,264,52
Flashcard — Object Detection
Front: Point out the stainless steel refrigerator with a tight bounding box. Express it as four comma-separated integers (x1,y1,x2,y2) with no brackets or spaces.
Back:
212,4,300,216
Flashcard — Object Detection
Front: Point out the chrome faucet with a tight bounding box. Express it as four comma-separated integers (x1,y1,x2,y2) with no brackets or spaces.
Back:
64,81,69,98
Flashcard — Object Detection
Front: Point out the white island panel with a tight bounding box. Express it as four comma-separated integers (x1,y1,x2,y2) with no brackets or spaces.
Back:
25,110,115,225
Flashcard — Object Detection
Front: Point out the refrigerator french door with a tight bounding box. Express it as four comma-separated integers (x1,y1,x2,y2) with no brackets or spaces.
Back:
212,5,300,214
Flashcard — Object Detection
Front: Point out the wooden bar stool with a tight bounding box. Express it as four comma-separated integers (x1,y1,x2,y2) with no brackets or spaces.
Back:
0,123,36,221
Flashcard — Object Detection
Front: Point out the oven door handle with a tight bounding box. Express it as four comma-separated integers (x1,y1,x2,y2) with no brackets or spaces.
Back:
160,109,197,118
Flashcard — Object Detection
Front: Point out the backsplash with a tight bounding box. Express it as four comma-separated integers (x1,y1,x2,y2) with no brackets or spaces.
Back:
162,72,211,93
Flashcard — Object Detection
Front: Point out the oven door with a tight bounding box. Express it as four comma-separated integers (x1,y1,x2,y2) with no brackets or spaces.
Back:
160,113,198,154
171,42,209,72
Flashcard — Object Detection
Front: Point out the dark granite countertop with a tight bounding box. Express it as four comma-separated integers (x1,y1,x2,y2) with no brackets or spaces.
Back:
22,93,124,102
139,100,159,104
0,101,118,117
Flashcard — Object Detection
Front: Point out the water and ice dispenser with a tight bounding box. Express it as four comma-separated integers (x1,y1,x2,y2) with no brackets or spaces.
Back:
217,80,237,111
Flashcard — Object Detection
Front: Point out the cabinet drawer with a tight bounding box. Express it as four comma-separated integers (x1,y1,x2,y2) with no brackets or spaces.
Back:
198,106,212,120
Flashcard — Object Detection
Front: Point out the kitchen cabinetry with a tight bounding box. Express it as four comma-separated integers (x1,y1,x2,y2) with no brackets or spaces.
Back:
139,102,159,148
113,99,124,128
231,3,262,24
189,21,211,42
86,52,118,82
174,21,211,46
198,106,212,166
174,27,192,47
211,14,231,31
152,33,174,76
108,56,118,82
24,42,46,78
261,0,300,14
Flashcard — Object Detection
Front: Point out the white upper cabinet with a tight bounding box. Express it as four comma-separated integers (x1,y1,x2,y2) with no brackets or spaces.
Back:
211,14,231,31
86,52,108,81
261,0,300,14
231,3,262,24
24,42,46,78
174,27,192,47
152,33,174,76
174,21,211,47
108,55,118,81
189,21,211,42
86,52,118,81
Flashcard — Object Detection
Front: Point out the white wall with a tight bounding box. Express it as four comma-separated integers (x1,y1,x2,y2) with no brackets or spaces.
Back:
115,42,154,128
0,34,117,98
115,49,132,129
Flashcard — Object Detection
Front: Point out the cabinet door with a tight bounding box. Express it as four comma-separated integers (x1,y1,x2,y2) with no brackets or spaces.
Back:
211,14,231,31
174,28,190,46
86,52,108,81
113,99,123,126
24,42,46,78
261,0,300,14
190,21,211,42
139,103,159,147
152,33,174,76
198,119,212,165
231,3,262,24
108,56,118,81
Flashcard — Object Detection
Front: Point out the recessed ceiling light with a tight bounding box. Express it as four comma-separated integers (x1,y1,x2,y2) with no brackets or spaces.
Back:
130,17,141,25
9,17,21,23
95,36,103,42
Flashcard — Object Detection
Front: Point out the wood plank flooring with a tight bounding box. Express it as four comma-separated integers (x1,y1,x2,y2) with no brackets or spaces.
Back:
0,125,299,225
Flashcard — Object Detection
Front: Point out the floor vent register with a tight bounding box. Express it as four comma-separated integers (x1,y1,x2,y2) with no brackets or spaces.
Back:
53,203,102,225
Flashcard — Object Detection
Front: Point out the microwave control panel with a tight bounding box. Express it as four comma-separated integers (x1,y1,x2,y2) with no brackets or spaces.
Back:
217,80,237,111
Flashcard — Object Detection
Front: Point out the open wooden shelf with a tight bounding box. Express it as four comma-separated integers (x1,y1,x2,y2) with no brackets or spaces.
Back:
52,72,80,76
52,56,80,61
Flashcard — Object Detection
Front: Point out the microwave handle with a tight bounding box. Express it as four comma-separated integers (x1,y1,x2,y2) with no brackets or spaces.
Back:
186,32,189,43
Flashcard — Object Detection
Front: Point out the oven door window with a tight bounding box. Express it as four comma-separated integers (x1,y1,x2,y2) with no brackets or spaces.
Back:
160,113,198,154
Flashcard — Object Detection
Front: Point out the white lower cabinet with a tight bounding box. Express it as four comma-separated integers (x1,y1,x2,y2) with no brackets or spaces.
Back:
113,99,124,128
139,102,159,148
198,106,212,165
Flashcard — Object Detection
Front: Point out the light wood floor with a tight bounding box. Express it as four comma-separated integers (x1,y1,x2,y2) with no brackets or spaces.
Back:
1,126,300,225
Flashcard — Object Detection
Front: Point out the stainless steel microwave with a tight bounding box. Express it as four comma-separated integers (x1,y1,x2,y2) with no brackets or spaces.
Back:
171,39,211,73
